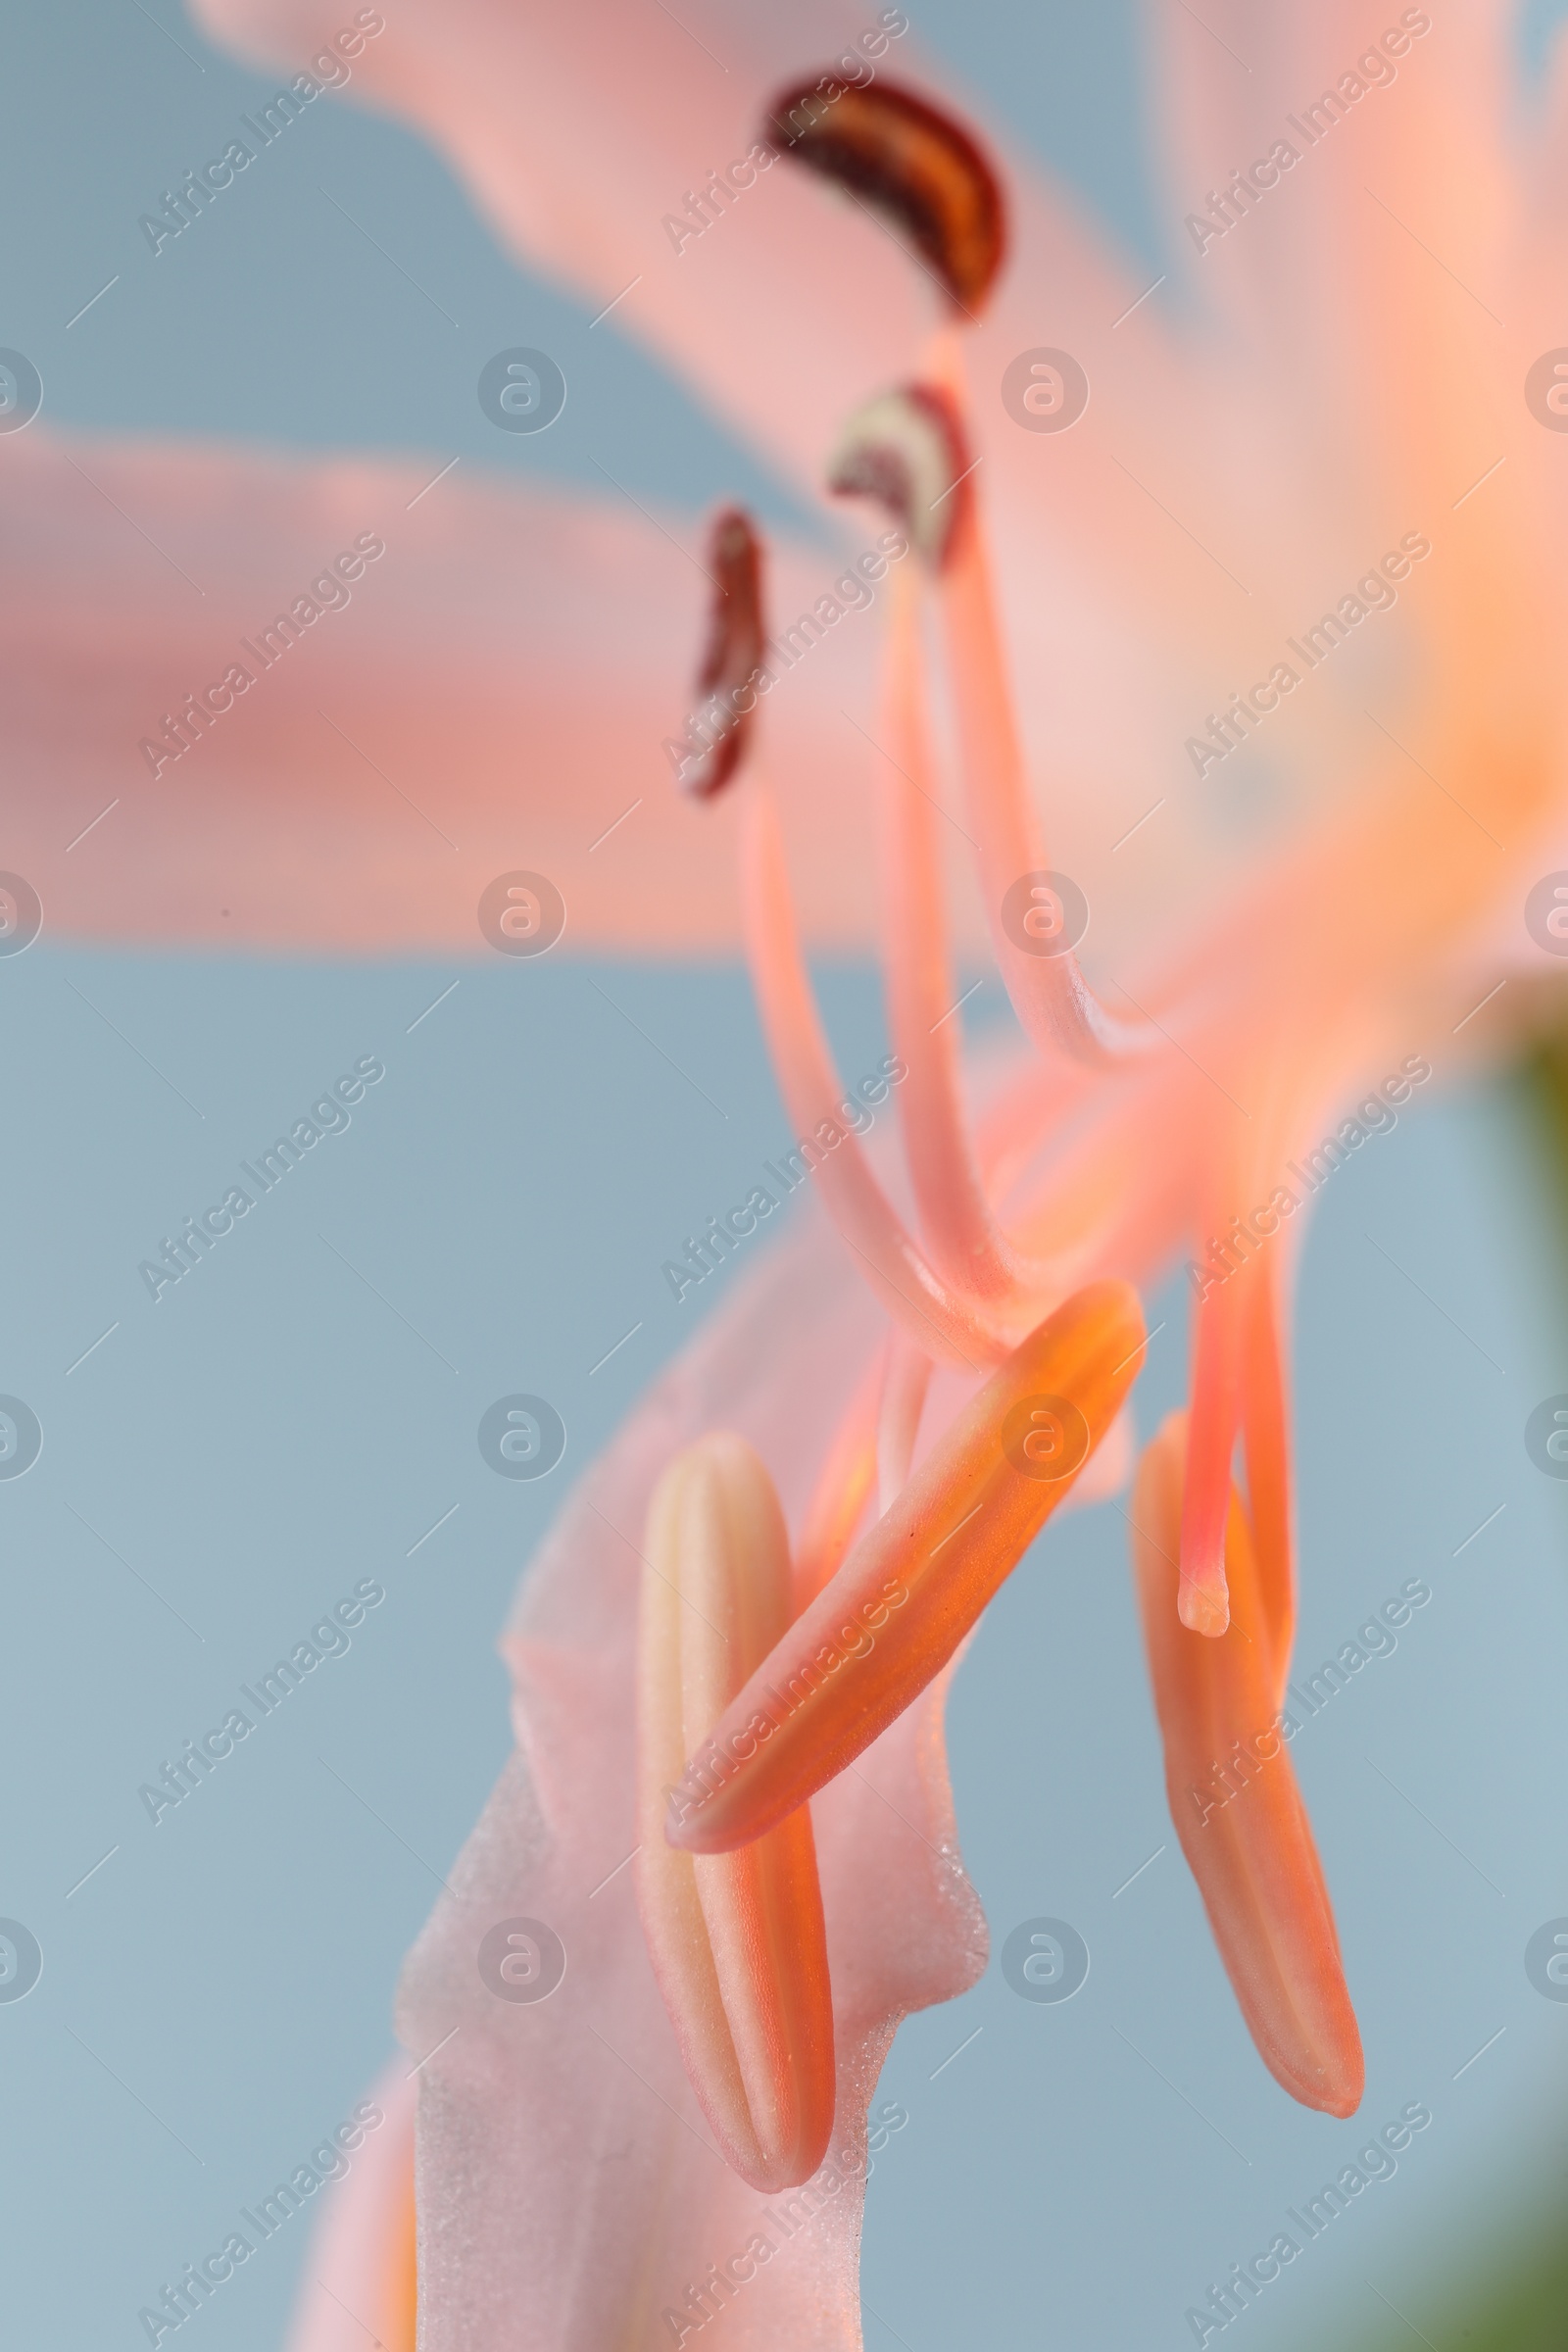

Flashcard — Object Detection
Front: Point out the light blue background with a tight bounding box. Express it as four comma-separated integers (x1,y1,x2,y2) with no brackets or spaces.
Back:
2,4,1566,2346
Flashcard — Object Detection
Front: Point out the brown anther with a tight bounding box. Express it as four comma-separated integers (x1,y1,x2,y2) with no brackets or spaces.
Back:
827,384,971,568
675,507,766,800
763,77,1005,317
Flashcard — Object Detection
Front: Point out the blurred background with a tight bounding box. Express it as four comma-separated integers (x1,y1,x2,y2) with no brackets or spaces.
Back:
2,2,1566,2345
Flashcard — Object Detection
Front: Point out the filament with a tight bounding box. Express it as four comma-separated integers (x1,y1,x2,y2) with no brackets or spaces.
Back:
929,328,1168,1068
739,781,1016,1366
878,560,1063,1303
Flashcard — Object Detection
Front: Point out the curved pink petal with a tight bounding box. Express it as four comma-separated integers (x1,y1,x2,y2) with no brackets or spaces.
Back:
189,0,1568,996
190,0,1272,740
393,1193,985,2349
1152,1,1513,364
3,431,893,953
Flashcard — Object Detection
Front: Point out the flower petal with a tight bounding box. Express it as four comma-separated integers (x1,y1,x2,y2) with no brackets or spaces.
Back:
4,432,883,953
394,1195,985,2348
195,0,1234,675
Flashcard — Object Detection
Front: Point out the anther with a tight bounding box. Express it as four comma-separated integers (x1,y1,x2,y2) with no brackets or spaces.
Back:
827,384,971,568
764,77,1005,315
673,506,765,799
636,1434,836,2189
666,1279,1147,1852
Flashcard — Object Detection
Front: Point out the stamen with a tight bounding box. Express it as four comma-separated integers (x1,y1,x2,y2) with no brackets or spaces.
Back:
1177,1297,1242,1637
926,331,1166,1068
875,559,1061,1303
674,507,765,799
1131,1413,1363,2119
636,1434,836,2190
739,783,1018,1366
828,384,972,568
764,76,1005,316
1241,1254,1295,1693
1207,1056,1311,1656
664,1279,1146,1853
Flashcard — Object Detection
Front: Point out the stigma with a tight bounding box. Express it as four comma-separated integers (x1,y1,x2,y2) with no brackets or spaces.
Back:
827,383,972,567
674,506,765,799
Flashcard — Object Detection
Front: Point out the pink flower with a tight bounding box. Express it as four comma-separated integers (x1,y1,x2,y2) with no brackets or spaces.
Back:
158,1,1568,2338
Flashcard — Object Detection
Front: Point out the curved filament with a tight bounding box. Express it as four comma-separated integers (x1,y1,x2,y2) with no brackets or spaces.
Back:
878,561,1063,1302
666,1279,1145,1853
1178,1243,1250,1636
928,330,1167,1069
740,783,1015,1366
1241,1249,1295,1697
1131,1412,1363,2118
635,1434,836,2190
